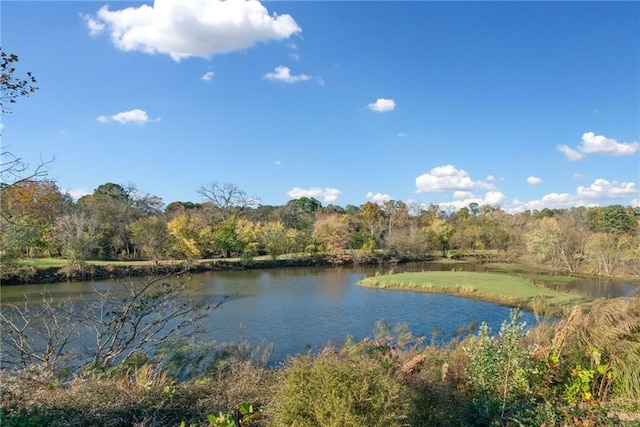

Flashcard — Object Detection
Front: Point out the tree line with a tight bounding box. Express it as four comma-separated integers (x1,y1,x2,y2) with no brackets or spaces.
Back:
1,179,638,278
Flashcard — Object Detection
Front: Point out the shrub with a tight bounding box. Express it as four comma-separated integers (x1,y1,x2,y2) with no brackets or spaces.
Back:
269,343,409,427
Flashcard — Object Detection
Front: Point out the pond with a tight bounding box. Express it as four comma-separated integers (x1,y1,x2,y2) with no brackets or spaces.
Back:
1,262,637,364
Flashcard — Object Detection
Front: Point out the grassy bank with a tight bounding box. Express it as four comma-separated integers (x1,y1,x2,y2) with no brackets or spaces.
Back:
358,271,592,312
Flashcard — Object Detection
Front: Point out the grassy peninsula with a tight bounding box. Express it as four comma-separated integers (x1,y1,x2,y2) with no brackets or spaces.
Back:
358,271,593,312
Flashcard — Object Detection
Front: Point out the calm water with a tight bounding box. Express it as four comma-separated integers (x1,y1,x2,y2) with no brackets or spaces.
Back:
2,263,638,363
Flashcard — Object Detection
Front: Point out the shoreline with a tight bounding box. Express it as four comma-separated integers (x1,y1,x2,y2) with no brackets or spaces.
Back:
1,253,429,286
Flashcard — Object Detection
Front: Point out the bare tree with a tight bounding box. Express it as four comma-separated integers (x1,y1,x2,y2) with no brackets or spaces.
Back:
198,182,257,220
1,48,52,193
0,295,81,371
85,275,221,367
0,274,222,372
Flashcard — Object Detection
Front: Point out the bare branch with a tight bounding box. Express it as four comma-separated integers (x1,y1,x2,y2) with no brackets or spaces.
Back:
198,182,257,220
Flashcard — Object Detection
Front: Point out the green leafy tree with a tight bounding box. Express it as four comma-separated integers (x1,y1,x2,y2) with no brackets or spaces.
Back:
214,217,244,258
428,217,454,257
588,205,638,235
260,221,289,259
278,197,321,233
127,215,169,263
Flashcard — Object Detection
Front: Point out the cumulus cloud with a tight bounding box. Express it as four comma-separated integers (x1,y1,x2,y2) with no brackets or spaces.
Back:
288,186,341,203
367,98,395,113
436,191,507,212
557,144,585,161
631,198,640,207
527,176,542,185
579,132,639,156
85,0,301,61
263,66,311,83
366,191,392,203
84,16,105,36
415,165,495,193
201,71,214,81
97,109,159,125
576,178,638,199
558,132,638,160
511,193,587,212
510,178,638,212
453,191,474,199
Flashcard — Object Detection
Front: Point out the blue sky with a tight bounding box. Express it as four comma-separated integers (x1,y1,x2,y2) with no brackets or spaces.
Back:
2,0,638,212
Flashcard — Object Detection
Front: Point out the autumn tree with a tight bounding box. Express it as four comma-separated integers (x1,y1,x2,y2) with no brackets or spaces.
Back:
166,211,213,260
235,218,262,260
524,212,589,274
357,202,385,249
312,213,351,253
53,212,97,276
0,180,66,258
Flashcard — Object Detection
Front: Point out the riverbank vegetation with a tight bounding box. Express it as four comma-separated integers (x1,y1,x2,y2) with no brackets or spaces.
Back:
2,294,639,426
1,180,639,284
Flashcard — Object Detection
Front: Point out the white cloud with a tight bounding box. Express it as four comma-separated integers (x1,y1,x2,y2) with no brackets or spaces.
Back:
511,193,587,212
274,160,282,166
97,109,159,125
64,187,92,200
559,132,638,161
287,186,341,203
572,172,588,180
437,191,507,212
367,98,395,113
86,0,301,61
631,198,640,207
527,176,542,185
509,178,638,213
84,16,105,36
453,191,474,199
263,66,311,83
201,71,214,81
397,132,408,138
366,191,392,203
557,144,585,161
579,132,639,156
415,164,495,193
576,178,638,199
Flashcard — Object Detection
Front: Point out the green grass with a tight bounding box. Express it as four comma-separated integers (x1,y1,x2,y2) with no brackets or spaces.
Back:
358,271,592,309
19,258,67,268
